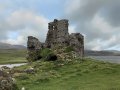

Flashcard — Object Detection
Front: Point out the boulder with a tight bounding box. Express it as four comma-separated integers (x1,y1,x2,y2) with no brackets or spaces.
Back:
24,67,35,74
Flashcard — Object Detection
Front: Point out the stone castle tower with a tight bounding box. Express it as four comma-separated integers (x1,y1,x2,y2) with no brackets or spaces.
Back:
45,19,69,48
45,19,84,57
27,19,84,60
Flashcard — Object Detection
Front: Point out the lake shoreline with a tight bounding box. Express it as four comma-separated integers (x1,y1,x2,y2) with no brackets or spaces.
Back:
88,56,120,64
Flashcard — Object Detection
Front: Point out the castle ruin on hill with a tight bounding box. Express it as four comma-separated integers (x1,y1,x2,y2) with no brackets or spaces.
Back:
27,19,84,60
45,19,69,48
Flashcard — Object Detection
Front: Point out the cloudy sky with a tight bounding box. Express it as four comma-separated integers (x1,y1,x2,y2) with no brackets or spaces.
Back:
0,0,120,50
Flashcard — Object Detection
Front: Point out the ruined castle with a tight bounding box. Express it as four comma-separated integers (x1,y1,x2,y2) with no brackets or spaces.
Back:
27,19,84,60
45,19,69,48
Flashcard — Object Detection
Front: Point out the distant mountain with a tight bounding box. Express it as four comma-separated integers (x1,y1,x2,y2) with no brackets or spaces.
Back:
0,42,26,49
85,50,120,56
104,50,120,54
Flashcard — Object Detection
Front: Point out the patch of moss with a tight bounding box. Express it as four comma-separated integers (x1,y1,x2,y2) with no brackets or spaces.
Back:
40,48,53,57
64,46,74,53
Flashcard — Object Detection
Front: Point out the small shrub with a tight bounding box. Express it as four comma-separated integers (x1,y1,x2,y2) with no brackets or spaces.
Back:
12,84,19,90
40,48,53,58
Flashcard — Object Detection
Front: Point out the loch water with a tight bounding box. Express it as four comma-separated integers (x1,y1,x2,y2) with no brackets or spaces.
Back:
89,56,120,64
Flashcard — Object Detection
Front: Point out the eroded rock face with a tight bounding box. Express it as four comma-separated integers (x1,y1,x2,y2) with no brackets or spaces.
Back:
27,36,43,61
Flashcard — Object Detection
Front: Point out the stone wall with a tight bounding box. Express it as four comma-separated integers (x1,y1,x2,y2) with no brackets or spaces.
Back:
69,33,84,57
27,36,43,50
45,19,69,48
45,19,84,57
27,36,43,61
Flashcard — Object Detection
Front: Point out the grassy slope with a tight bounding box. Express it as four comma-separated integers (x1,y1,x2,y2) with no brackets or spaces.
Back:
15,58,120,90
0,49,27,64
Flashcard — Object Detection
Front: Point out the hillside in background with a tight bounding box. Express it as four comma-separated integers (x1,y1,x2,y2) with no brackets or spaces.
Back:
0,42,120,57
0,42,26,49
0,49,27,64
0,42,27,64
85,50,120,56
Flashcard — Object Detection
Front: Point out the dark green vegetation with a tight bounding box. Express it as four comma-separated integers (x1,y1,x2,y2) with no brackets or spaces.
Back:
0,49,27,64
40,48,54,58
14,58,120,90
27,48,57,62
64,46,74,53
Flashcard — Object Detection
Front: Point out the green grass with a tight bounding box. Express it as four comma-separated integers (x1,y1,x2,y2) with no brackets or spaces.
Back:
14,58,120,90
0,49,27,64
1,49,120,90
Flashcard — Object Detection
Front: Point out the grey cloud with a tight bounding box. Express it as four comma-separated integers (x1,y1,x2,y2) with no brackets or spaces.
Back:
0,10,49,45
102,1,120,27
65,0,120,50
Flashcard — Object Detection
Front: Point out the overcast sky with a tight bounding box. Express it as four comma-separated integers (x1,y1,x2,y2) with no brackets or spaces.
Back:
0,0,120,50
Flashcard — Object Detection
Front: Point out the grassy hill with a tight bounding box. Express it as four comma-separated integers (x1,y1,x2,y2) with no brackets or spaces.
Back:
14,58,120,90
0,49,27,64
0,42,26,49
0,48,120,90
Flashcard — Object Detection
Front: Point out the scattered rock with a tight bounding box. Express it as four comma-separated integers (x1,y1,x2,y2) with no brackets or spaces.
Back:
1,66,10,70
21,87,25,90
0,70,18,90
24,67,35,74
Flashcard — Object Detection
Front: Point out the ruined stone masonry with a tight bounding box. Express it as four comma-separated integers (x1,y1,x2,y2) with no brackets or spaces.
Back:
27,19,84,61
69,33,84,57
27,36,42,61
45,19,69,48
